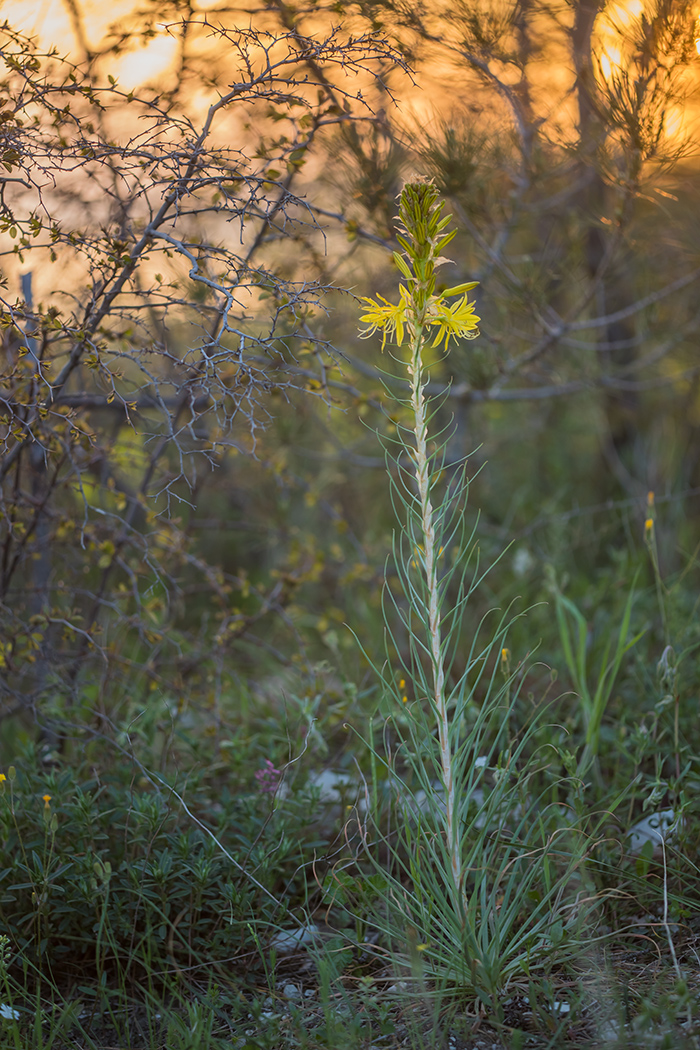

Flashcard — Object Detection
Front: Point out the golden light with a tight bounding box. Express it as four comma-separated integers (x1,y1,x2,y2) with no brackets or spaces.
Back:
3,0,136,49
2,0,177,88
597,1,699,81
599,45,622,82
664,106,684,141
110,35,178,90
595,2,633,83
607,0,643,27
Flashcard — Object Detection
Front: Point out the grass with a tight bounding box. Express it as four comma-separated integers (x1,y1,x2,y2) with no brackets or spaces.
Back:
1,654,700,1050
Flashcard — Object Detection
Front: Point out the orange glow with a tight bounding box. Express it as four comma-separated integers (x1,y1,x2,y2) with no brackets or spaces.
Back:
3,0,137,49
599,45,622,81
665,106,684,140
595,1,641,82
609,0,643,26
592,1,700,145
4,0,700,139
110,35,178,90
2,0,178,88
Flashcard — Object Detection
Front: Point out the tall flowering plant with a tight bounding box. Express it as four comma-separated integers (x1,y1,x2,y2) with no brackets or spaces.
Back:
353,182,593,1008
360,181,480,907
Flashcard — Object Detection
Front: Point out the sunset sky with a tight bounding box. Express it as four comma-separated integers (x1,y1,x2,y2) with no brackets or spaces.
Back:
4,0,699,135
4,0,183,87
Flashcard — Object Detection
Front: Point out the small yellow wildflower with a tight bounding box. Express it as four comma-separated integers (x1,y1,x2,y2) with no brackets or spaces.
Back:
0,774,6,783
42,794,51,809
644,518,654,534
647,491,654,508
430,295,481,350
359,286,411,350
399,679,406,690
402,695,409,703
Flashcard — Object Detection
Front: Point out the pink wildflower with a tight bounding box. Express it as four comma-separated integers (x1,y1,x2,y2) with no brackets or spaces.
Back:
255,759,281,795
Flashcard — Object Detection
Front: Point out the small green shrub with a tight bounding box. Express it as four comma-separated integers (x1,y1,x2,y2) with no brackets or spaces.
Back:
0,743,323,990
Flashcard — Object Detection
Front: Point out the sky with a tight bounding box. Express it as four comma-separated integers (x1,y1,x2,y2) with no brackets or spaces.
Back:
5,0,134,44
2,0,183,87
4,0,699,131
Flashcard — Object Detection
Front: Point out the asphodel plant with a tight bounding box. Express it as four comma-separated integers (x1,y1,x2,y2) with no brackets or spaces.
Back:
354,184,597,1009
359,180,480,908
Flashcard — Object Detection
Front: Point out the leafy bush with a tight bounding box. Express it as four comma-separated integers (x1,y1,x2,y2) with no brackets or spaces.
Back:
0,743,321,986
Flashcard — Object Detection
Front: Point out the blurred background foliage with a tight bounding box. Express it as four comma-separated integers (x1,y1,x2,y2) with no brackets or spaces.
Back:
0,0,699,768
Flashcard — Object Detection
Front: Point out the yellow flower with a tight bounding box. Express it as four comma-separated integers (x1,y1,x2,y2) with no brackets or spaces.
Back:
644,518,654,534
0,774,6,783
42,794,51,808
360,284,480,353
359,286,411,349
430,294,480,350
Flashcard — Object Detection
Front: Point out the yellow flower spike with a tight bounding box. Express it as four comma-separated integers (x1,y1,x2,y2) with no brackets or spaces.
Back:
42,794,51,809
645,518,654,535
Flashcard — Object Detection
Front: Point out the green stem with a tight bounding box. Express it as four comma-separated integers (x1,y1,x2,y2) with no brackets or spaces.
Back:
408,321,462,906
